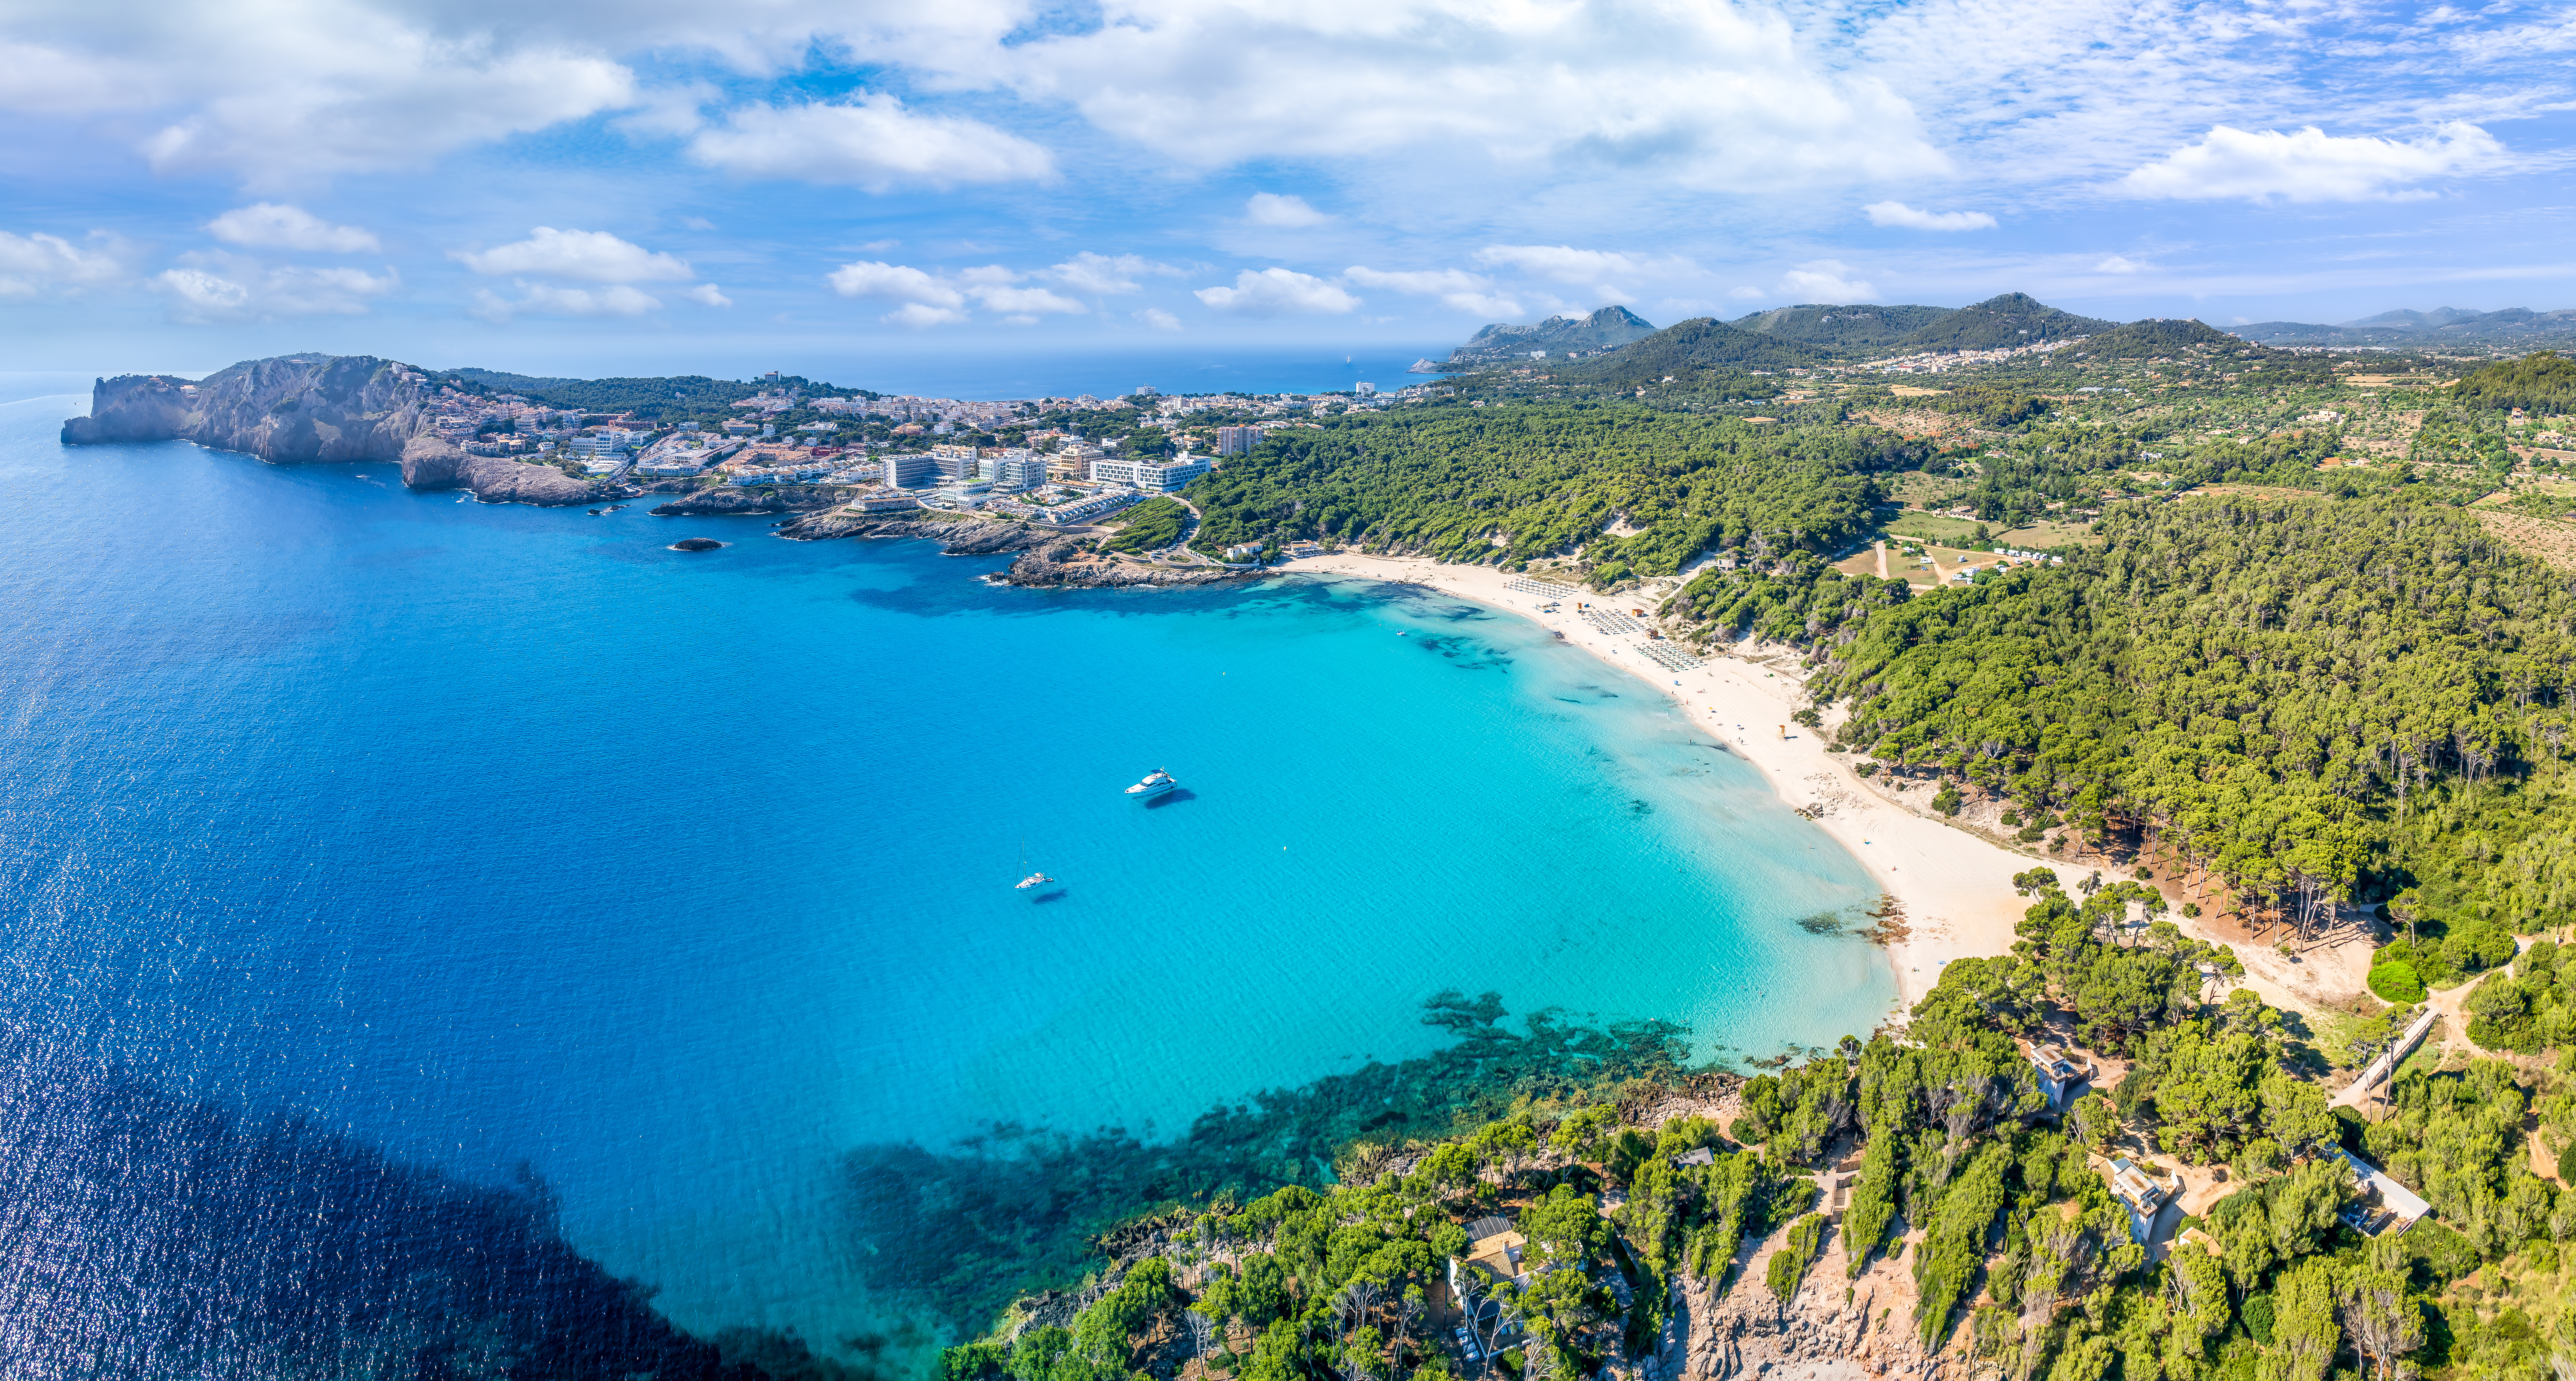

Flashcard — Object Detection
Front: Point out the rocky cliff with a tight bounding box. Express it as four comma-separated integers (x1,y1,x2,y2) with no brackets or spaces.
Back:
64,353,601,506
400,435,597,507
64,354,428,462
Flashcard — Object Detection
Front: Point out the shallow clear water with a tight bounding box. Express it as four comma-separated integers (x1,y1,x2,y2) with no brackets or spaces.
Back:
0,378,1891,1369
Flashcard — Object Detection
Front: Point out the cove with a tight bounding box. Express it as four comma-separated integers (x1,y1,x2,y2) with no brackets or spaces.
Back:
0,389,1892,1369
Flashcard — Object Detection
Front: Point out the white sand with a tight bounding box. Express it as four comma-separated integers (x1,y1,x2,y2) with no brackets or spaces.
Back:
1279,552,2035,1014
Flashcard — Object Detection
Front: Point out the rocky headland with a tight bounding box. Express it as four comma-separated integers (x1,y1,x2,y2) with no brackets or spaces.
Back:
63,352,1260,585
63,353,598,507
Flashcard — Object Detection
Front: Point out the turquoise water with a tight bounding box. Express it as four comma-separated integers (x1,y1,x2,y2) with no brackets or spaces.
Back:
0,376,1890,1367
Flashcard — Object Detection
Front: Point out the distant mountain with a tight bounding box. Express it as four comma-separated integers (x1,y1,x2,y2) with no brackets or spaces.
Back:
1727,303,1952,352
1543,317,1825,387
1434,306,1658,367
1888,293,2114,352
2233,307,2576,347
2069,318,2247,359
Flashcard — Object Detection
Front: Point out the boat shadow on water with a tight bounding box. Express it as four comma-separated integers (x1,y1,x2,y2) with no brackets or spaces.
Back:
1026,888,1070,904
1140,788,1197,810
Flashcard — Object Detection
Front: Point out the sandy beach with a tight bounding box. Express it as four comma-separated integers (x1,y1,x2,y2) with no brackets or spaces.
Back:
1279,551,2035,1013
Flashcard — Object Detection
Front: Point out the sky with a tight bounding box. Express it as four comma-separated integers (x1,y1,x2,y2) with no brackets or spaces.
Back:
3,0,2575,387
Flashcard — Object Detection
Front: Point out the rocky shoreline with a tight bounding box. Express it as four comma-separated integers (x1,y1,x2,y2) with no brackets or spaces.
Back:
62,352,1261,589
768,509,1252,588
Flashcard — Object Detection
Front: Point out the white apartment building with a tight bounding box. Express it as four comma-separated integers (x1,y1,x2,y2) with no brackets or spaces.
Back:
1091,456,1211,492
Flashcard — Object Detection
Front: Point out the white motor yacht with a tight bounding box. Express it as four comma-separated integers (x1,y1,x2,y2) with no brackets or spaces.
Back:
1124,768,1178,799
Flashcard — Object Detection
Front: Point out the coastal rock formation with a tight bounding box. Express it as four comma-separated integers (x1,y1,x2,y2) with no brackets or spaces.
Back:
1005,537,1246,588
649,486,841,517
401,435,596,507
64,354,428,461
773,510,1039,554
671,538,725,552
1667,1221,1941,1381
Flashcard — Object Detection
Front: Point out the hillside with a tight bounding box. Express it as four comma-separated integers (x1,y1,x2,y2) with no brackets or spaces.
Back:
1889,292,2113,351
1540,316,1824,386
2067,318,2243,358
1440,306,1658,365
2235,306,2576,347
444,368,844,420
1728,303,1952,352
2452,350,2576,414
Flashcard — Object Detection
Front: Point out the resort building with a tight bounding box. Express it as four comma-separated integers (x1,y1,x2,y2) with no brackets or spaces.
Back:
2327,1147,2431,1238
1216,425,1269,456
1032,490,1142,526
2024,1041,2096,1110
883,453,935,489
1447,1216,1531,1296
1091,456,1212,492
2106,1158,2169,1244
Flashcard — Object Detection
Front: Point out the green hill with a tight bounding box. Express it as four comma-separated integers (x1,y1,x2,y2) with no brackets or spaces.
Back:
2453,351,2576,415
2066,318,2249,360
1728,303,1952,352
1544,317,1824,388
1889,292,2114,352
443,369,871,419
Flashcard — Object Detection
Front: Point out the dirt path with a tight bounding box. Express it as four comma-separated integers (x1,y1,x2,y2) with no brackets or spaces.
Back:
1874,541,1888,579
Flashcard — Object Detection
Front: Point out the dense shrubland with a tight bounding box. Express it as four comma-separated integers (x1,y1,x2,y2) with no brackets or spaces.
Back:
942,879,2576,1381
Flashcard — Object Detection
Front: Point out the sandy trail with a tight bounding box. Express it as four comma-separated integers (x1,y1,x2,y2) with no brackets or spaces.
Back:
1278,552,2036,1011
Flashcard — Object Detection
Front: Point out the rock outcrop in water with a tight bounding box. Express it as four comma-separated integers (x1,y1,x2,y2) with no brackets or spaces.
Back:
650,486,842,516
62,353,598,507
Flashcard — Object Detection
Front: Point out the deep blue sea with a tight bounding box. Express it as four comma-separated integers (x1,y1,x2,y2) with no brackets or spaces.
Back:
0,373,1890,1374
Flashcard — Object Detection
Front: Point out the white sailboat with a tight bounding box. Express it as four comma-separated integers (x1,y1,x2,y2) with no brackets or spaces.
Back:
1013,840,1051,889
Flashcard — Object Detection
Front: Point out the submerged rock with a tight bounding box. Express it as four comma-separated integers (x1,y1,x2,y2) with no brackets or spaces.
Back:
670,537,725,552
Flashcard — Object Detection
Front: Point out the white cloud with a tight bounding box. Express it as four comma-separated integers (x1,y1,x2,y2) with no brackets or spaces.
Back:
455,227,694,283
1777,260,1876,301
974,284,1088,315
1244,193,1330,227
826,259,1085,325
1727,285,1766,300
0,230,129,297
1343,265,1522,317
684,283,733,307
0,7,639,187
1469,245,1692,304
2117,123,2507,203
885,302,970,328
687,93,1054,190
2094,255,2148,273
1863,201,1996,231
1135,307,1182,330
1046,252,1171,294
206,203,380,252
990,1,1943,191
149,257,397,322
469,282,661,324
829,260,966,309
1194,267,1361,316
1473,245,1691,287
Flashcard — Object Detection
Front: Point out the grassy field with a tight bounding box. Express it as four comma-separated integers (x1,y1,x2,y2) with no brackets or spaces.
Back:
1991,518,2098,549
1882,511,1986,544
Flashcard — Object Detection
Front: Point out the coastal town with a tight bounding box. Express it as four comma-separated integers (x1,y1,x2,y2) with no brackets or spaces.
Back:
404,368,1446,540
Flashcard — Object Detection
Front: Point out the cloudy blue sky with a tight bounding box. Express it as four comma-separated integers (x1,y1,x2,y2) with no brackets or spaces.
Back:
3,0,2574,383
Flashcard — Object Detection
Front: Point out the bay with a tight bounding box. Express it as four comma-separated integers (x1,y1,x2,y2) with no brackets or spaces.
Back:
0,379,1892,1369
